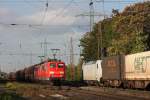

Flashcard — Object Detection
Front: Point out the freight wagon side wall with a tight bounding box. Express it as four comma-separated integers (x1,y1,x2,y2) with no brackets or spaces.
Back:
124,51,150,80
102,55,123,80
82,63,97,81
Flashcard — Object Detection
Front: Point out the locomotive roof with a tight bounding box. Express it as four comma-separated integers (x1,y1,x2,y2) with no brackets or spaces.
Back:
28,59,64,68
13,59,65,73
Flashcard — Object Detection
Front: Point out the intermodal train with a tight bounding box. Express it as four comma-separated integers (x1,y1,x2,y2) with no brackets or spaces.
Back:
82,51,150,89
8,59,66,82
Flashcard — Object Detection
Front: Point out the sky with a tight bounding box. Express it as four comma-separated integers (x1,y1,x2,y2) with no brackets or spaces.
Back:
0,0,145,73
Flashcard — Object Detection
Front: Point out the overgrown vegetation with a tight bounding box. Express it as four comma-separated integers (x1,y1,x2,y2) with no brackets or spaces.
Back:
5,82,51,98
66,59,83,81
6,83,17,90
80,1,150,61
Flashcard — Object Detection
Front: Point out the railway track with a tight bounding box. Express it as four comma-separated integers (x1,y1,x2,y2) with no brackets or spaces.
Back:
77,88,148,100
56,86,150,100
1,82,150,100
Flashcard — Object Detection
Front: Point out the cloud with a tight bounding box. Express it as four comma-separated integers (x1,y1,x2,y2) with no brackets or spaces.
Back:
0,8,19,23
18,8,76,25
0,7,86,72
0,8,11,17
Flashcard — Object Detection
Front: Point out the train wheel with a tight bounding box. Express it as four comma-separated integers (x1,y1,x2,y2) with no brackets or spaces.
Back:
146,83,150,91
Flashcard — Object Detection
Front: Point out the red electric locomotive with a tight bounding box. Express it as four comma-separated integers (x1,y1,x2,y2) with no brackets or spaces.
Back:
34,60,66,81
8,60,66,83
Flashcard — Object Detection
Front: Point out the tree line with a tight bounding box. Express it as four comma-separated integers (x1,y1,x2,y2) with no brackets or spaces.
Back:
80,1,150,61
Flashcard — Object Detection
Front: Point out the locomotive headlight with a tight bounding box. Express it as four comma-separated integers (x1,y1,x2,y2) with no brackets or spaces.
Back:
60,71,64,74
50,71,54,74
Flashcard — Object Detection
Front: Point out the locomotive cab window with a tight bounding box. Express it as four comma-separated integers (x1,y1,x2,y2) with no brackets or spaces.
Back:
50,63,56,68
58,63,64,68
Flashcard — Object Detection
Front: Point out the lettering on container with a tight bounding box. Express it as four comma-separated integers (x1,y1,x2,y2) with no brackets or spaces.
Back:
134,56,150,73
107,59,117,72
107,59,116,68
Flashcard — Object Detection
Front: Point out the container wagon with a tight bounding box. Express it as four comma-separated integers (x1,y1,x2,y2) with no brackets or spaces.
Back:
102,51,150,89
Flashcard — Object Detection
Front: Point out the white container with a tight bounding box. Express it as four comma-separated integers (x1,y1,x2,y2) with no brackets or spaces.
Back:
82,60,102,82
124,51,150,80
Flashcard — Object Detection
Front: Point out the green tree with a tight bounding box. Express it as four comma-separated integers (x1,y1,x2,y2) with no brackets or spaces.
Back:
66,65,71,81
80,1,150,61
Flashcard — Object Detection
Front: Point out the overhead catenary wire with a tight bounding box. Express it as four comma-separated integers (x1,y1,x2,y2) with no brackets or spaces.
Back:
0,0,144,5
38,0,49,36
0,0,143,3
0,22,90,26
95,0,145,3
0,0,145,30
40,0,49,25
49,0,75,24
23,0,41,7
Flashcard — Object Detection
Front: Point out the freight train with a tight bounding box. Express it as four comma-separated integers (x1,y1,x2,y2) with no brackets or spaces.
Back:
82,51,150,89
8,51,150,89
8,59,66,83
